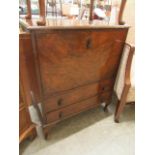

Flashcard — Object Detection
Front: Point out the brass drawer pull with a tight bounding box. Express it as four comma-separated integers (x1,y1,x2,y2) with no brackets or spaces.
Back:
102,87,105,91
57,98,63,106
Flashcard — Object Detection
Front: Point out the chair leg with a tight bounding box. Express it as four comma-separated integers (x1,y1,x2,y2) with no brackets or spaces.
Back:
43,124,54,140
114,85,130,123
114,100,126,123
43,126,50,140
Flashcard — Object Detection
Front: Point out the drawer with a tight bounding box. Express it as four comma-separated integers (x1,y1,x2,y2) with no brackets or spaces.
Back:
44,79,114,113
46,92,112,123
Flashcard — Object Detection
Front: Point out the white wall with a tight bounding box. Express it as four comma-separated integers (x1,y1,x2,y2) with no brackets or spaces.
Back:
123,0,135,44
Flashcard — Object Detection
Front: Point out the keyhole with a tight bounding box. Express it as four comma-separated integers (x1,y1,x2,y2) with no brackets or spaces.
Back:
86,38,92,49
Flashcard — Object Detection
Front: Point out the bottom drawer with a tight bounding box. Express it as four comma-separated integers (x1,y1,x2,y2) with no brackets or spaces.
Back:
46,92,111,123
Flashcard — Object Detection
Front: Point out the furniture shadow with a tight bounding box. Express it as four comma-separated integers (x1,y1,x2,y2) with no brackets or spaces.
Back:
47,106,111,141
19,105,112,155
119,104,135,123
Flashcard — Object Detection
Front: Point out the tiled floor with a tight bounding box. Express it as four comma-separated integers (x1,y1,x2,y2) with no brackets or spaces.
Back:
20,99,135,155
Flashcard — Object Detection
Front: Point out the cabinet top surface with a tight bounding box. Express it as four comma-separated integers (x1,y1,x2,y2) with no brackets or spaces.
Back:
19,18,129,30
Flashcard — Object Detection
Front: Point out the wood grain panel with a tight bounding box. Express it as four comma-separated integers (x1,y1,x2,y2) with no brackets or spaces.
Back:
34,29,127,98
20,32,40,103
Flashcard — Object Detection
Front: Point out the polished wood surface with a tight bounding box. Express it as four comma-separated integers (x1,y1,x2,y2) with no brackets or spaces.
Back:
32,29,127,96
46,95,101,123
19,18,129,138
19,32,40,102
19,32,36,143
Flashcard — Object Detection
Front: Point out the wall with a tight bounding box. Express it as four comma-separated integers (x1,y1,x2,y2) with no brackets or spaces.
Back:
123,0,135,44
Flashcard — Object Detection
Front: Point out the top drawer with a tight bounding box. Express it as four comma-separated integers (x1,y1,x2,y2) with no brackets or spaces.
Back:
43,78,114,113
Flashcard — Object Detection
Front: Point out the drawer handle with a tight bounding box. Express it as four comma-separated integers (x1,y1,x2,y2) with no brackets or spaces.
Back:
102,87,105,91
59,112,63,119
86,38,92,49
57,98,63,106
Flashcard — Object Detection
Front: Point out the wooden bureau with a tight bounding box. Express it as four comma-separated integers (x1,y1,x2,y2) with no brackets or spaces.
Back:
19,19,129,138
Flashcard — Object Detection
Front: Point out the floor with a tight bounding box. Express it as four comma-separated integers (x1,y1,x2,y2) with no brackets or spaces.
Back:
20,97,135,155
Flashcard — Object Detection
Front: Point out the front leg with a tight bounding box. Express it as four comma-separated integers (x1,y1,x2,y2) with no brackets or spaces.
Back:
100,93,112,112
43,124,55,140
103,99,111,112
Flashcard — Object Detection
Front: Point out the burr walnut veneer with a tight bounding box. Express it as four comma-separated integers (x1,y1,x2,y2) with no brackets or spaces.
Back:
20,19,129,138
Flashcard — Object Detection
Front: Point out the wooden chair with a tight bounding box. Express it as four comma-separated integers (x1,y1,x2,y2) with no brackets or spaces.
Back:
25,0,127,25
114,43,135,123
